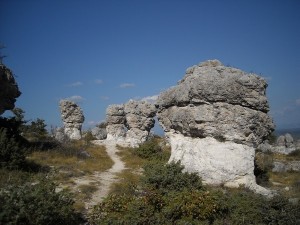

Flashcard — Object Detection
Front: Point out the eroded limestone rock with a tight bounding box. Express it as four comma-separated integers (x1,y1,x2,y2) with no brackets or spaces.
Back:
124,100,156,147
59,100,85,140
272,133,296,154
105,104,127,142
105,101,156,147
156,59,274,196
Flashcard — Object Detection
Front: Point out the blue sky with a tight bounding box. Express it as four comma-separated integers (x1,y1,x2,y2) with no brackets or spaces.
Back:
1,0,299,132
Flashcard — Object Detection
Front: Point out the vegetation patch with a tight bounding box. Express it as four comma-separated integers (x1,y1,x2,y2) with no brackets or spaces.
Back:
29,142,113,175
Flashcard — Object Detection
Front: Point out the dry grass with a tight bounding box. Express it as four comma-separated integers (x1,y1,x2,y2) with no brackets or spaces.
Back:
268,150,300,198
28,143,113,175
116,145,147,169
269,171,300,198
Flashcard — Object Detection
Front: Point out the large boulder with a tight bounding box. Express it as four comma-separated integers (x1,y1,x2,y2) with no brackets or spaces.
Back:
0,64,21,115
156,60,274,196
124,100,156,147
105,104,127,142
59,100,85,140
105,101,157,147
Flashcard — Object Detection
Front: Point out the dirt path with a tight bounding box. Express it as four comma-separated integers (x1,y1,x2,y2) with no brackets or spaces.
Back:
71,140,126,210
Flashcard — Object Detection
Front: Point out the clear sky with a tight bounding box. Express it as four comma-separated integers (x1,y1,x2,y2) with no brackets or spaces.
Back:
1,0,299,132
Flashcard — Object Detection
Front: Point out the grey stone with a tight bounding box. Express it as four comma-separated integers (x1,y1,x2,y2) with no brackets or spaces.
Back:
59,100,85,140
156,59,274,196
54,127,69,142
0,64,21,114
156,60,274,147
257,141,273,153
91,127,107,140
77,149,91,159
124,100,156,147
273,133,296,154
106,104,127,142
105,101,157,147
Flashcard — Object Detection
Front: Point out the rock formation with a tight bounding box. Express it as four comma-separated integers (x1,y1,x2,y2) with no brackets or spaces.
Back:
0,64,21,115
105,100,156,146
156,59,274,195
91,127,107,140
124,100,156,147
105,104,127,142
272,133,296,154
59,100,85,140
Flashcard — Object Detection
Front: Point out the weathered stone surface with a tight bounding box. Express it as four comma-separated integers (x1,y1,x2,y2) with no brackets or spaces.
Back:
0,64,21,114
167,133,271,196
105,101,157,147
124,100,156,147
272,133,296,154
156,60,274,195
54,127,68,142
59,100,85,140
157,60,274,147
257,140,273,153
106,124,127,142
106,104,127,142
91,127,107,140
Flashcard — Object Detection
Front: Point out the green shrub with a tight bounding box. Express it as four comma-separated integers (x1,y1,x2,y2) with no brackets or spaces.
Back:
162,189,225,224
214,189,300,225
142,161,203,193
23,118,48,141
0,178,82,225
0,117,29,169
133,138,165,160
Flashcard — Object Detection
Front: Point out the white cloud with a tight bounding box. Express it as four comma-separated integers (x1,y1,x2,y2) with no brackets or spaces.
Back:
66,95,85,103
119,83,135,88
100,96,109,100
95,79,103,84
141,95,159,103
296,99,300,106
68,81,83,87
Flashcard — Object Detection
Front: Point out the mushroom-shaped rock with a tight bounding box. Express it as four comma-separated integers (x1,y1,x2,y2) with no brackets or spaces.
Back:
156,60,275,196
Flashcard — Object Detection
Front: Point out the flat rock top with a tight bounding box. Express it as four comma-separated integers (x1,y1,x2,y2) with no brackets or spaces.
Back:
156,59,269,112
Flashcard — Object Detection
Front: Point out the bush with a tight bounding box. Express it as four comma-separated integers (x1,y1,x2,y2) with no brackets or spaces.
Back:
214,189,300,225
0,178,82,225
0,117,29,169
133,138,170,161
23,118,48,141
142,161,203,193
162,189,225,224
